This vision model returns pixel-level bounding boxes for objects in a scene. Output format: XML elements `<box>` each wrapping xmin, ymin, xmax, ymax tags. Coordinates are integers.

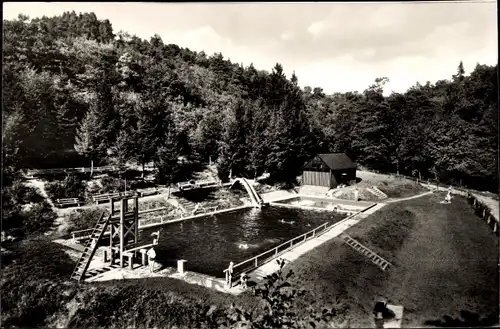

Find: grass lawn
<box><xmin>284</xmin><ymin>192</ymin><xmax>499</xmax><ymax>327</ymax></box>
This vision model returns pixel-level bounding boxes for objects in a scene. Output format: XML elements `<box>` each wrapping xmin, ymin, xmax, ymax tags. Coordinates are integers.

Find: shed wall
<box><xmin>302</xmin><ymin>171</ymin><xmax>331</xmax><ymax>188</ymax></box>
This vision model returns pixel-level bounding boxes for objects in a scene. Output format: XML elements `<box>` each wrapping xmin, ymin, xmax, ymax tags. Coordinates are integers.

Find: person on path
<box><xmin>445</xmin><ymin>191</ymin><xmax>452</xmax><ymax>203</ymax></box>
<box><xmin>147</xmin><ymin>247</ymin><xmax>157</xmax><ymax>273</ymax></box>
<box><xmin>241</xmin><ymin>273</ymin><xmax>248</xmax><ymax>289</ymax></box>
<box><xmin>227</xmin><ymin>261</ymin><xmax>234</xmax><ymax>288</ymax></box>
<box><xmin>373</xmin><ymin>297</ymin><xmax>388</xmax><ymax>329</ymax></box>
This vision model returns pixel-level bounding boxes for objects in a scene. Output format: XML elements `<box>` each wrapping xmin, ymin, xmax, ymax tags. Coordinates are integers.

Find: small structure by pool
<box><xmin>302</xmin><ymin>153</ymin><xmax>357</xmax><ymax>189</ymax></box>
<box><xmin>271</xmin><ymin>195</ymin><xmax>373</xmax><ymax>214</ymax></box>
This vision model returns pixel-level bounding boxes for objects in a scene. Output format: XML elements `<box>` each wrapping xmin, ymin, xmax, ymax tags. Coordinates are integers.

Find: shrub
<box><xmin>21</xmin><ymin>201</ymin><xmax>58</xmax><ymax>236</ymax></box>
<box><xmin>100</xmin><ymin>176</ymin><xmax>131</xmax><ymax>194</ymax></box>
<box><xmin>66</xmin><ymin>208</ymin><xmax>105</xmax><ymax>232</ymax></box>
<box><xmin>2</xmin><ymin>200</ymin><xmax>57</xmax><ymax>239</ymax></box>
<box><xmin>6</xmin><ymin>181</ymin><xmax>45</xmax><ymax>204</ymax></box>
<box><xmin>1</xmin><ymin>237</ymin><xmax>76</xmax><ymax>327</ymax></box>
<box><xmin>46</xmin><ymin>174</ymin><xmax>86</xmax><ymax>200</ymax></box>
<box><xmin>208</xmin><ymin>259</ymin><xmax>347</xmax><ymax>329</ymax></box>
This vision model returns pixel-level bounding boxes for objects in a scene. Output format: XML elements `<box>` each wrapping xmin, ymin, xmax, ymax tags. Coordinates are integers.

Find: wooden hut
<box><xmin>301</xmin><ymin>153</ymin><xmax>356</xmax><ymax>189</ymax></box>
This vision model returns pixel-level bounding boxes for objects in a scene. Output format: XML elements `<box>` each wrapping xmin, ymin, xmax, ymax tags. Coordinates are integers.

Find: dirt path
<box><xmin>24</xmin><ymin>179</ymin><xmax>70</xmax><ymax>235</ymax></box>
<box><xmin>385</xmin><ymin>191</ymin><xmax>434</xmax><ymax>203</ymax></box>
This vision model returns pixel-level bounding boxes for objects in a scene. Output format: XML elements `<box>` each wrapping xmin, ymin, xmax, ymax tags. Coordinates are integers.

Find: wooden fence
<box><xmin>26</xmin><ymin>166</ymin><xmax>120</xmax><ymax>177</ymax></box>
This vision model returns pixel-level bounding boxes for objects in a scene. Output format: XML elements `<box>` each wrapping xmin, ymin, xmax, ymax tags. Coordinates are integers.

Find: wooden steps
<box><xmin>340</xmin><ymin>233</ymin><xmax>392</xmax><ymax>271</ymax></box>
<box><xmin>367</xmin><ymin>186</ymin><xmax>388</xmax><ymax>200</ymax></box>
<box><xmin>70</xmin><ymin>211</ymin><xmax>111</xmax><ymax>282</ymax></box>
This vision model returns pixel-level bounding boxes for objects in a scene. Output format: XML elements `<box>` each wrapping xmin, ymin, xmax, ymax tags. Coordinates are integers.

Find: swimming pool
<box><xmin>139</xmin><ymin>206</ymin><xmax>346</xmax><ymax>277</ymax></box>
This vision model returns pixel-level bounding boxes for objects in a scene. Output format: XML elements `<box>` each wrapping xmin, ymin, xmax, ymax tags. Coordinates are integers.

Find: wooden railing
<box><xmin>221</xmin><ymin>208</ymin><xmax>374</xmax><ymax>286</ymax></box>
<box><xmin>138</xmin><ymin>207</ymin><xmax>170</xmax><ymax>215</ymax></box>
<box><xmin>26</xmin><ymin>166</ymin><xmax>120</xmax><ymax>176</ymax></box>
<box><xmin>223</xmin><ymin>221</ymin><xmax>332</xmax><ymax>283</ymax></box>
<box><xmin>71</xmin><ymin>228</ymin><xmax>110</xmax><ymax>242</ymax></box>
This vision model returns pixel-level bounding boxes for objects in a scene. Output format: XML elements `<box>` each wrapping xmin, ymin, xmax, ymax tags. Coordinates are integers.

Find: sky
<box><xmin>3</xmin><ymin>1</ymin><xmax>498</xmax><ymax>95</ymax></box>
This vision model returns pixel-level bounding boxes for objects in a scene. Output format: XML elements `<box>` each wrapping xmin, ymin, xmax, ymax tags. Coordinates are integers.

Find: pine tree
<box><xmin>74</xmin><ymin>102</ymin><xmax>106</xmax><ymax>168</ymax></box>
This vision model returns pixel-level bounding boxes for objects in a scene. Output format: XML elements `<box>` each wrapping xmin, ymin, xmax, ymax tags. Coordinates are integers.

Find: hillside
<box><xmin>3</xmin><ymin>12</ymin><xmax>498</xmax><ymax>193</ymax></box>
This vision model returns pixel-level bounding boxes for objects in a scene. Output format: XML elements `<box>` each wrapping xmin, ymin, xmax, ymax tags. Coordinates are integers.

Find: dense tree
<box><xmin>2</xmin><ymin>12</ymin><xmax>498</xmax><ymax>191</ymax></box>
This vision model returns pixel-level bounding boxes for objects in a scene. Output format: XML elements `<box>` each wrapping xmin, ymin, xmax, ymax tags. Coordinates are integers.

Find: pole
<box><xmin>90</xmin><ymin>160</ymin><xmax>94</xmax><ymax>177</ymax></box>
<box><xmin>134</xmin><ymin>197</ymin><xmax>139</xmax><ymax>259</ymax></box>
<box><xmin>120</xmin><ymin>199</ymin><xmax>125</xmax><ymax>268</ymax></box>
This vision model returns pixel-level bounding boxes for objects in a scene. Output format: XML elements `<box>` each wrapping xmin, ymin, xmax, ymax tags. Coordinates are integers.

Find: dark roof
<box><xmin>317</xmin><ymin>153</ymin><xmax>356</xmax><ymax>170</ymax></box>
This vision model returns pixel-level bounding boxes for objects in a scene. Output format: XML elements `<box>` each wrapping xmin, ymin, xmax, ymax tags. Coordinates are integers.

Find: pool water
<box><xmin>139</xmin><ymin>206</ymin><xmax>345</xmax><ymax>277</ymax></box>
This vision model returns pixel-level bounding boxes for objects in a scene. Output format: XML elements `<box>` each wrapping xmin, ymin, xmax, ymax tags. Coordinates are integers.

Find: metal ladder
<box><xmin>340</xmin><ymin>233</ymin><xmax>392</xmax><ymax>271</ymax></box>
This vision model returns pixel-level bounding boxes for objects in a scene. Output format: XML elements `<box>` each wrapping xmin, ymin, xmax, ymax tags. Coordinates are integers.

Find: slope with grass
<box><xmin>283</xmin><ymin>192</ymin><xmax>498</xmax><ymax>327</ymax></box>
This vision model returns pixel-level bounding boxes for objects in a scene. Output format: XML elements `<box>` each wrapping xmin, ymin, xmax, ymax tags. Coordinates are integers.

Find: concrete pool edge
<box><xmin>82</xmin><ymin>204</ymin><xmax>379</xmax><ymax>294</ymax></box>
<box><xmin>240</xmin><ymin>202</ymin><xmax>382</xmax><ymax>290</ymax></box>
<box><xmin>61</xmin><ymin>201</ymin><xmax>384</xmax><ymax>295</ymax></box>
<box><xmin>271</xmin><ymin>194</ymin><xmax>375</xmax><ymax>207</ymax></box>
<box><xmin>139</xmin><ymin>205</ymin><xmax>253</xmax><ymax>229</ymax></box>
<box><xmin>269</xmin><ymin>202</ymin><xmax>358</xmax><ymax>214</ymax></box>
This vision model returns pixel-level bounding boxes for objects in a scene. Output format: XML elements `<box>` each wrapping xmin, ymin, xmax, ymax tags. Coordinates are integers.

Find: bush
<box><xmin>100</xmin><ymin>176</ymin><xmax>131</xmax><ymax>194</ymax></box>
<box><xmin>22</xmin><ymin>201</ymin><xmax>58</xmax><ymax>236</ymax></box>
<box><xmin>66</xmin><ymin>208</ymin><xmax>105</xmax><ymax>232</ymax></box>
<box><xmin>6</xmin><ymin>180</ymin><xmax>45</xmax><ymax>204</ymax></box>
<box><xmin>46</xmin><ymin>174</ymin><xmax>86</xmax><ymax>200</ymax></box>
<box><xmin>1</xmin><ymin>237</ymin><xmax>77</xmax><ymax>327</ymax></box>
<box><xmin>2</xmin><ymin>200</ymin><xmax>57</xmax><ymax>239</ymax></box>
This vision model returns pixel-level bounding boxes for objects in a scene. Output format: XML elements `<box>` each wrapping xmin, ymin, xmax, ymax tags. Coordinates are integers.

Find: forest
<box><xmin>3</xmin><ymin>12</ymin><xmax>498</xmax><ymax>192</ymax></box>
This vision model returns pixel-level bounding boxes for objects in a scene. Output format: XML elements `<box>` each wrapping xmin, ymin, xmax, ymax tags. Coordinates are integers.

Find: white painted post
<box><xmin>177</xmin><ymin>260</ymin><xmax>187</xmax><ymax>274</ymax></box>
<box><xmin>255</xmin><ymin>257</ymin><xmax>258</xmax><ymax>268</ymax></box>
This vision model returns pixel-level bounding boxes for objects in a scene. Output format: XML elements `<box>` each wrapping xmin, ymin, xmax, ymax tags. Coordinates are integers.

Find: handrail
<box><xmin>138</xmin><ymin>207</ymin><xmax>170</xmax><ymax>215</ymax></box>
<box><xmin>223</xmin><ymin>221</ymin><xmax>332</xmax><ymax>275</ymax></box>
<box><xmin>222</xmin><ymin>209</ymin><xmax>367</xmax><ymax>284</ymax></box>
<box><xmin>26</xmin><ymin>165</ymin><xmax>120</xmax><ymax>176</ymax></box>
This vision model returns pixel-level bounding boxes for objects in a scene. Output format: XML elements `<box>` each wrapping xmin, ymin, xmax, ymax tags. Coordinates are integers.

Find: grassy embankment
<box><xmin>4</xmin><ymin>182</ymin><xmax>496</xmax><ymax>328</ymax></box>
<box><xmin>284</xmin><ymin>192</ymin><xmax>498</xmax><ymax>327</ymax></box>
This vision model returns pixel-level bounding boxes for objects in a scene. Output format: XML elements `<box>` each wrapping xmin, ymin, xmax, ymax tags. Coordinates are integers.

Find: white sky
<box><xmin>3</xmin><ymin>2</ymin><xmax>498</xmax><ymax>95</ymax></box>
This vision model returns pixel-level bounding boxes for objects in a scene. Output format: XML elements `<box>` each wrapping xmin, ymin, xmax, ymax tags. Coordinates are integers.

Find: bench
<box><xmin>138</xmin><ymin>188</ymin><xmax>158</xmax><ymax>197</ymax></box>
<box><xmin>198</xmin><ymin>180</ymin><xmax>217</xmax><ymax>188</ymax></box>
<box><xmin>56</xmin><ymin>198</ymin><xmax>82</xmax><ymax>207</ymax></box>
<box><xmin>178</xmin><ymin>182</ymin><xmax>196</xmax><ymax>191</ymax></box>
<box><xmin>122</xmin><ymin>191</ymin><xmax>138</xmax><ymax>198</ymax></box>
<box><xmin>92</xmin><ymin>193</ymin><xmax>121</xmax><ymax>204</ymax></box>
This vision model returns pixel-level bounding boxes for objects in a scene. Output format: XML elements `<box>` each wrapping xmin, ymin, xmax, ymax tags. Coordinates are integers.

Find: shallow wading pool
<box><xmin>139</xmin><ymin>207</ymin><xmax>346</xmax><ymax>277</ymax></box>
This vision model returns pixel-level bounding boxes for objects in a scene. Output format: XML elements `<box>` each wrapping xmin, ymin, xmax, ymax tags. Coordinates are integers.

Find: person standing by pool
<box><xmin>241</xmin><ymin>273</ymin><xmax>248</xmax><ymax>289</ymax></box>
<box><xmin>147</xmin><ymin>247</ymin><xmax>157</xmax><ymax>273</ymax></box>
<box><xmin>227</xmin><ymin>261</ymin><xmax>234</xmax><ymax>287</ymax></box>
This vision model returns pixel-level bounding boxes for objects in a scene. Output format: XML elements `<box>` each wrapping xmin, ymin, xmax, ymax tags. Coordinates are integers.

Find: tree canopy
<box><xmin>2</xmin><ymin>13</ymin><xmax>498</xmax><ymax>191</ymax></box>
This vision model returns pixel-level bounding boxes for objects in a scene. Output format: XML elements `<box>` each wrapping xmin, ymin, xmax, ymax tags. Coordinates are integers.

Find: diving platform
<box><xmin>70</xmin><ymin>196</ymin><xmax>159</xmax><ymax>282</ymax></box>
